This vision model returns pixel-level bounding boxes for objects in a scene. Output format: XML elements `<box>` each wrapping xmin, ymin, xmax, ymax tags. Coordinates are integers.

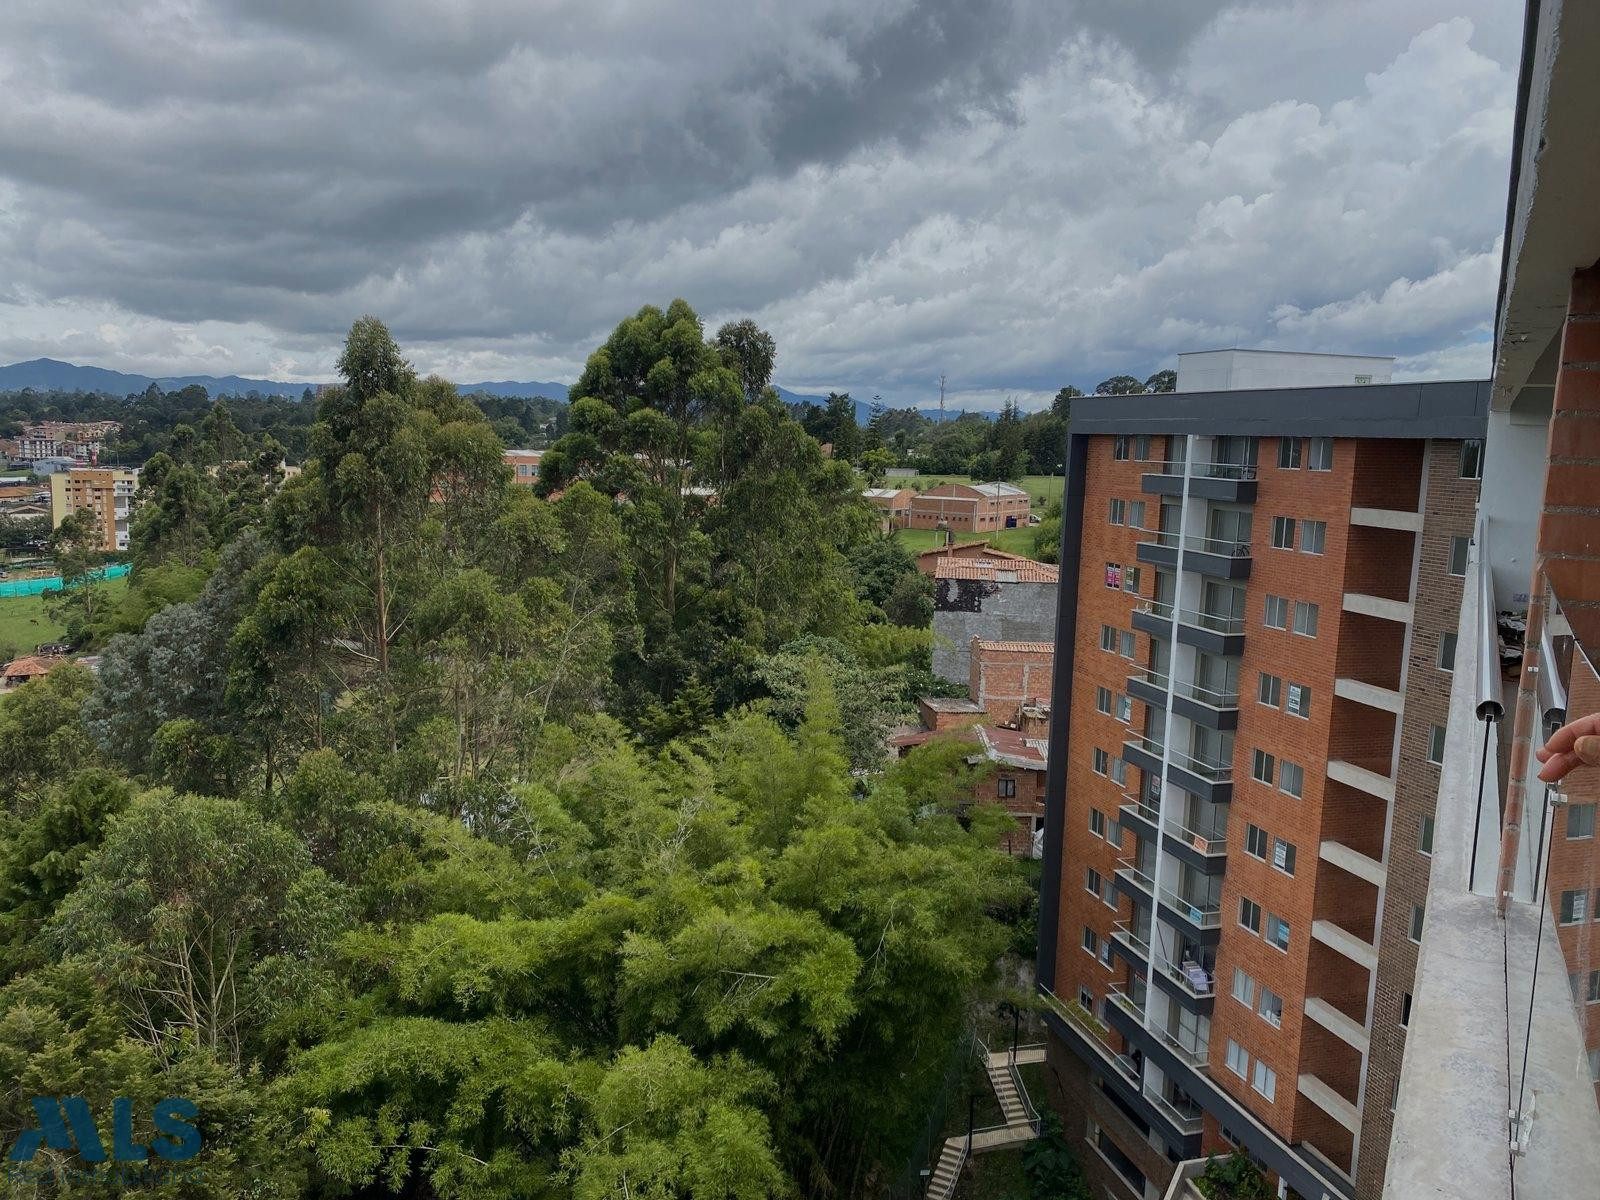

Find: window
<box><xmin>1239</xmin><ymin>897</ymin><xmax>1262</xmax><ymax>934</ymax></box>
<box><xmin>1272</xmin><ymin>838</ymin><xmax>1297</xmax><ymax>876</ymax></box>
<box><xmin>1438</xmin><ymin>631</ymin><xmax>1458</xmax><ymax>672</ymax></box>
<box><xmin>1286</xmin><ymin>683</ymin><xmax>1311</xmax><ymax>718</ymax></box>
<box><xmin>1078</xmin><ymin>986</ymin><xmax>1094</xmax><ymax>1011</ymax></box>
<box><xmin>1271</xmin><ymin>516</ymin><xmax>1296</xmax><ymax>549</ymax></box>
<box><xmin>1134</xmin><ymin>436</ymin><xmax>1150</xmax><ymax>461</ymax></box>
<box><xmin>1251</xmin><ymin>1059</ymin><xmax>1277</xmax><ymax>1101</ymax></box>
<box><xmin>1110</xmin><ymin>757</ymin><xmax>1128</xmax><ymax>786</ymax></box>
<box><xmin>1448</xmin><ymin>535</ymin><xmax>1470</xmax><ymax>577</ymax></box>
<box><xmin>1082</xmin><ymin>927</ymin><xmax>1098</xmax><ymax>955</ymax></box>
<box><xmin>1401</xmin><ymin>992</ymin><xmax>1413</xmax><ymax>1027</ymax></box>
<box><xmin>1113</xmin><ymin>436</ymin><xmax>1131</xmax><ymax>460</ymax></box>
<box><xmin>1129</xmin><ymin>500</ymin><xmax>1147</xmax><ymax>529</ymax></box>
<box><xmin>1090</xmin><ymin>808</ymin><xmax>1106</xmax><ymax>838</ymax></box>
<box><xmin>1232</xmin><ymin>968</ymin><xmax>1255</xmax><ymax>1007</ymax></box>
<box><xmin>1116</xmin><ymin>694</ymin><xmax>1133</xmax><ymax>722</ymax></box>
<box><xmin>1245</xmin><ymin>824</ymin><xmax>1268</xmax><ymax>859</ymax></box>
<box><xmin>1100</xmin><ymin>624</ymin><xmax>1117</xmax><ymax>652</ymax></box>
<box><xmin>997</xmin><ymin>777</ymin><xmax>1017</xmax><ymax>798</ymax></box>
<box><xmin>1100</xmin><ymin>940</ymin><xmax>1114</xmax><ymax>967</ymax></box>
<box><xmin>1461</xmin><ymin>439</ymin><xmax>1484</xmax><ymax>479</ymax></box>
<box><xmin>1264</xmin><ymin>594</ymin><xmax>1289</xmax><ymax>630</ymax></box>
<box><xmin>1105</xmin><ymin>562</ymin><xmax>1123</xmax><ymax>589</ymax></box>
<box><xmin>1277</xmin><ymin>438</ymin><xmax>1303</xmax><ymax>470</ymax></box>
<box><xmin>1086</xmin><ymin>868</ymin><xmax>1102</xmax><ymax>895</ymax></box>
<box><xmin>1119</xmin><ymin>630</ymin><xmax>1136</xmax><ymax>658</ymax></box>
<box><xmin>1265</xmin><ymin>913</ymin><xmax>1290</xmax><ymax>951</ymax></box>
<box><xmin>1109</xmin><ymin>498</ymin><xmax>1127</xmax><ymax>525</ymax></box>
<box><xmin>1226</xmin><ymin>1039</ymin><xmax>1249</xmax><ymax>1078</ymax></box>
<box><xmin>1419</xmin><ymin>814</ymin><xmax>1435</xmax><ymax>856</ymax></box>
<box><xmin>1093</xmin><ymin>748</ymin><xmax>1109</xmax><ymax>775</ymax></box>
<box><xmin>1293</xmin><ymin>601</ymin><xmax>1320</xmax><ymax>638</ymax></box>
<box><xmin>1258</xmin><ymin>673</ymin><xmax>1282</xmax><ymax>708</ymax></box>
<box><xmin>1252</xmin><ymin>749</ymin><xmax>1276</xmax><ymax>785</ymax></box>
<box><xmin>1123</xmin><ymin>565</ymin><xmax>1143</xmax><ymax>594</ymax></box>
<box><xmin>1258</xmin><ymin>987</ymin><xmax>1284</xmax><ymax>1028</ymax></box>
<box><xmin>1106</xmin><ymin>820</ymin><xmax>1122</xmax><ymax>850</ymax></box>
<box><xmin>1428</xmin><ymin>725</ymin><xmax>1446</xmax><ymax>764</ymax></box>
<box><xmin>1096</xmin><ymin>686</ymin><xmax>1112</xmax><ymax>715</ymax></box>
<box><xmin>1280</xmin><ymin>761</ymin><xmax>1305</xmax><ymax>799</ymax></box>
<box><xmin>1308</xmin><ymin>437</ymin><xmax>1333</xmax><ymax>470</ymax></box>
<box><xmin>1409</xmin><ymin>904</ymin><xmax>1426</xmax><ymax>941</ymax></box>
<box><xmin>1568</xmin><ymin>803</ymin><xmax>1597</xmax><ymax>840</ymax></box>
<box><xmin>1301</xmin><ymin>520</ymin><xmax>1326</xmax><ymax>555</ymax></box>
<box><xmin>1588</xmin><ymin>972</ymin><xmax>1600</xmax><ymax>1005</ymax></box>
<box><xmin>1561</xmin><ymin>890</ymin><xmax>1589</xmax><ymax>925</ymax></box>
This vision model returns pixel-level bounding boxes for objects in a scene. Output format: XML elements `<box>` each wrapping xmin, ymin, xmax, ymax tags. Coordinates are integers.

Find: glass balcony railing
<box><xmin>1165</xmin><ymin>744</ymin><xmax>1233</xmax><ymax>783</ymax></box>
<box><xmin>1115</xmin><ymin>858</ymin><xmax>1156</xmax><ymax>895</ymax></box>
<box><xmin>1154</xmin><ymin>1024</ymin><xmax>1210</xmax><ymax>1070</ymax></box>
<box><xmin>1119</xmin><ymin>792</ymin><xmax>1159</xmax><ymax>828</ymax></box>
<box><xmin>1159</xmin><ymin>885</ymin><xmax>1221</xmax><ymax>928</ymax></box>
<box><xmin>1136</xmin><ymin>598</ymin><xmax>1247</xmax><ymax>636</ymax></box>
<box><xmin>1159</xmin><ymin>956</ymin><xmax>1216</xmax><ymax>999</ymax></box>
<box><xmin>1133</xmin><ymin>458</ymin><xmax>1257</xmax><ymax>482</ymax></box>
<box><xmin>1132</xmin><ymin>527</ymin><xmax>1252</xmax><ymax>559</ymax></box>
<box><xmin>1162</xmin><ymin>815</ymin><xmax>1228</xmax><ymax>857</ymax></box>
<box><xmin>1144</xmin><ymin>1085</ymin><xmax>1204</xmax><ymax>1135</ymax></box>
<box><xmin>1128</xmin><ymin>667</ymin><xmax>1240</xmax><ymax>710</ymax></box>
<box><xmin>1112</xmin><ymin>920</ymin><xmax>1151</xmax><ymax>958</ymax></box>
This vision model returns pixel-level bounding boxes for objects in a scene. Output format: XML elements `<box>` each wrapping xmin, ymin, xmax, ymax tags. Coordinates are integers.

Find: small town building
<box><xmin>48</xmin><ymin>467</ymin><xmax>139</xmax><ymax>551</ymax></box>
<box><xmin>907</xmin><ymin>481</ymin><xmax>1030</xmax><ymax>532</ymax></box>
<box><xmin>931</xmin><ymin>555</ymin><xmax>1059</xmax><ymax>684</ymax></box>
<box><xmin>504</xmin><ymin>449</ymin><xmax>543</xmax><ymax>486</ymax></box>
<box><xmin>863</xmin><ymin>486</ymin><xmax>914</xmax><ymax>530</ymax></box>
<box><xmin>1</xmin><ymin>655</ymin><xmax>66</xmax><ymax>690</ymax></box>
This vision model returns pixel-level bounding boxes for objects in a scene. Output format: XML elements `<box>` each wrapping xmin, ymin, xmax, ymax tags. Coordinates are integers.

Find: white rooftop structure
<box><xmin>972</xmin><ymin>481</ymin><xmax>1028</xmax><ymax>497</ymax></box>
<box><xmin>1176</xmin><ymin>349</ymin><xmax>1394</xmax><ymax>392</ymax></box>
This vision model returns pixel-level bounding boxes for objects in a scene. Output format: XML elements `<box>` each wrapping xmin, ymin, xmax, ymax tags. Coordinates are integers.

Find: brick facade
<box><xmin>970</xmin><ymin>638</ymin><xmax>1054</xmax><ymax>726</ymax></box>
<box><xmin>908</xmin><ymin>482</ymin><xmax>1031</xmax><ymax>531</ymax></box>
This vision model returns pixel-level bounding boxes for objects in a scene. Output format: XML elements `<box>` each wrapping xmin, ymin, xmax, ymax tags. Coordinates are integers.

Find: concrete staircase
<box><xmin>926</xmin><ymin>1137</ymin><xmax>968</xmax><ymax>1200</ymax></box>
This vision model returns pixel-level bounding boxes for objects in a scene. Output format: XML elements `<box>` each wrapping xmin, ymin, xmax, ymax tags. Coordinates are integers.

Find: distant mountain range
<box><xmin>0</xmin><ymin>359</ymin><xmax>1001</xmax><ymax>422</ymax></box>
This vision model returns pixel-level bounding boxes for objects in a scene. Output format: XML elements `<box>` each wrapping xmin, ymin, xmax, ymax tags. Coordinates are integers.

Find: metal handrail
<box><xmin>1130</xmin><ymin>667</ymin><xmax>1240</xmax><ymax>709</ymax></box>
<box><xmin>1112</xmin><ymin>920</ymin><xmax>1152</xmax><ymax>957</ymax></box>
<box><xmin>1160</xmin><ymin>957</ymin><xmax>1216</xmax><ymax>998</ymax></box>
<box><xmin>1132</xmin><ymin>458</ymin><xmax>1257</xmax><ymax>482</ymax></box>
<box><xmin>1144</xmin><ymin>1085</ymin><xmax>1205</xmax><ymax>1134</ymax></box>
<box><xmin>1158</xmin><ymin>885</ymin><xmax>1222</xmax><ymax>928</ymax></box>
<box><xmin>1123</xmin><ymin>730</ymin><xmax>1234</xmax><ymax>783</ymax></box>
<box><xmin>1162</xmin><ymin>815</ymin><xmax>1228</xmax><ymax>856</ymax></box>
<box><xmin>1116</xmin><ymin>858</ymin><xmax>1156</xmax><ymax>894</ymax></box>
<box><xmin>1119</xmin><ymin>794</ymin><xmax>1160</xmax><ymax>826</ymax></box>
<box><xmin>1133</xmin><ymin>526</ymin><xmax>1252</xmax><ymax>558</ymax></box>
<box><xmin>1138</xmin><ymin>598</ymin><xmax>1247</xmax><ymax>636</ymax></box>
<box><xmin>1153</xmin><ymin>1024</ymin><xmax>1210</xmax><ymax>1069</ymax></box>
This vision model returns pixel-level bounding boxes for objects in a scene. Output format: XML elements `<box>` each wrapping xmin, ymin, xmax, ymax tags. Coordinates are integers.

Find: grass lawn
<box><xmin>893</xmin><ymin>524</ymin><xmax>1044</xmax><ymax>560</ymax></box>
<box><xmin>0</xmin><ymin>575</ymin><xmax>130</xmax><ymax>661</ymax></box>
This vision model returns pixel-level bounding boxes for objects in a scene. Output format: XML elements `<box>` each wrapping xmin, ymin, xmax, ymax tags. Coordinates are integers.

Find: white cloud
<box><xmin>0</xmin><ymin>2</ymin><xmax>1519</xmax><ymax>410</ymax></box>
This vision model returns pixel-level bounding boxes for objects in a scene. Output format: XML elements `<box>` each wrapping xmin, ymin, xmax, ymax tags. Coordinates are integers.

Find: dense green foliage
<box><xmin>0</xmin><ymin>307</ymin><xmax>1023</xmax><ymax>1197</ymax></box>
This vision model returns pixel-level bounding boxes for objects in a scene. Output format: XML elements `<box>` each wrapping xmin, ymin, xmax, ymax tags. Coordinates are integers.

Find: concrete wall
<box><xmin>1177</xmin><ymin>350</ymin><xmax>1394</xmax><ymax>393</ymax></box>
<box><xmin>1482</xmin><ymin>404</ymin><xmax>1550</xmax><ymax>610</ymax></box>
<box><xmin>932</xmin><ymin>579</ymin><xmax>1058</xmax><ymax>682</ymax></box>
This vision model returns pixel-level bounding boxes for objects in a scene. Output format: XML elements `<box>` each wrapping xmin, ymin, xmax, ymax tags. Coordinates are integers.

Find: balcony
<box><xmin>1157</xmin><ymin>885</ymin><xmax>1222</xmax><ymax>940</ymax></box>
<box><xmin>1326</xmin><ymin>759</ymin><xmax>1396</xmax><ymax>803</ymax></box>
<box><xmin>1144</xmin><ymin>1085</ymin><xmax>1205</xmax><ymax>1137</ymax></box>
<box><xmin>1114</xmin><ymin>858</ymin><xmax>1155</xmax><ymax>901</ymax></box>
<box><xmin>1298</xmin><ymin>1073</ymin><xmax>1361</xmax><ymax>1134</ymax></box>
<box><xmin>1109</xmin><ymin>921</ymin><xmax>1151</xmax><ymax>966</ymax></box>
<box><xmin>1164</xmin><ymin>816</ymin><xmax>1229</xmax><ymax>874</ymax></box>
<box><xmin>1121</xmin><ymin>732</ymin><xmax>1234</xmax><ymax>804</ymax></box>
<box><xmin>1117</xmin><ymin>794</ymin><xmax>1158</xmax><ymax>839</ymax></box>
<box><xmin>1151</xmin><ymin>955</ymin><xmax>1216</xmax><ymax>1012</ymax></box>
<box><xmin>1127</xmin><ymin>668</ymin><xmax>1239</xmax><ymax>731</ymax></box>
<box><xmin>1135</xmin><ymin>528</ymin><xmax>1253</xmax><ymax>580</ymax></box>
<box><xmin>1342</xmin><ymin>591</ymin><xmax>1413</xmax><ymax>625</ymax></box>
<box><xmin>1139</xmin><ymin>459</ymin><xmax>1259</xmax><ymax>504</ymax></box>
<box><xmin>1318</xmin><ymin>840</ymin><xmax>1385</xmax><ymax>887</ymax></box>
<box><xmin>1303</xmin><ymin>996</ymin><xmax>1370</xmax><ymax>1053</ymax></box>
<box><xmin>1310</xmin><ymin>919</ymin><xmax>1378</xmax><ymax>971</ymax></box>
<box><xmin>1333</xmin><ymin>675</ymin><xmax>1404</xmax><ymax>715</ymax></box>
<box><xmin>1153</xmin><ymin>1024</ymin><xmax>1210</xmax><ymax>1072</ymax></box>
<box><xmin>1131</xmin><ymin>599</ymin><xmax>1247</xmax><ymax>656</ymax></box>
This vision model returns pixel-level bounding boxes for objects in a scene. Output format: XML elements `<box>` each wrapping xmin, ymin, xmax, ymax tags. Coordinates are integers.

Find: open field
<box><xmin>0</xmin><ymin>574</ymin><xmax>129</xmax><ymax>660</ymax></box>
<box><xmin>893</xmin><ymin>525</ymin><xmax>1045</xmax><ymax>560</ymax></box>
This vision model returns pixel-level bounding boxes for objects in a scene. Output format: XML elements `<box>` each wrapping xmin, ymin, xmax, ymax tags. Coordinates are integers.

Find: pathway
<box><xmin>923</xmin><ymin>1043</ymin><xmax>1045</xmax><ymax>1200</ymax></box>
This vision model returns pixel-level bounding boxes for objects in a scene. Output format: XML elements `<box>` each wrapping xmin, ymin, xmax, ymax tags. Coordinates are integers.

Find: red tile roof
<box><xmin>935</xmin><ymin>558</ymin><xmax>1060</xmax><ymax>583</ymax></box>
<box><xmin>972</xmin><ymin>639</ymin><xmax>1054</xmax><ymax>654</ymax></box>
<box><xmin>976</xmin><ymin>724</ymin><xmax>1048</xmax><ymax>768</ymax></box>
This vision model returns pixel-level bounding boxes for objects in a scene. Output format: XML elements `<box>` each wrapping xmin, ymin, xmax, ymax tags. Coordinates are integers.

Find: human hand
<box><xmin>1535</xmin><ymin>713</ymin><xmax>1600</xmax><ymax>783</ymax></box>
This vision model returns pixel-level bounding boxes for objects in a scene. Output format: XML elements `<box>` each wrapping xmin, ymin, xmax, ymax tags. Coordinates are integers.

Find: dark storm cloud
<box><xmin>0</xmin><ymin>1</ymin><xmax>1520</xmax><ymax>399</ymax></box>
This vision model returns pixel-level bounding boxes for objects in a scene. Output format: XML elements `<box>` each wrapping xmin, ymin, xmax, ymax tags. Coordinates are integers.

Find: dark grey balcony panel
<box><xmin>1126</xmin><ymin>673</ymin><xmax>1168</xmax><ymax>710</ymax></box>
<box><xmin>1171</xmin><ymin>691</ymin><xmax>1239</xmax><ymax>731</ymax></box>
<box><xmin>1178</xmin><ymin>548</ymin><xmax>1253</xmax><ymax>580</ymax></box>
<box><xmin>1122</xmin><ymin>739</ymin><xmax>1163</xmax><ymax>777</ymax></box>
<box><xmin>1150</xmin><ymin>964</ymin><xmax>1216</xmax><ymax>1015</ymax></box>
<box><xmin>1163</xmin><ymin>831</ymin><xmax>1228</xmax><ymax>874</ymax></box>
<box><xmin>1156</xmin><ymin>897</ymin><xmax>1223</xmax><ymax>946</ymax></box>
<box><xmin>1136</xmin><ymin>541</ymin><xmax>1180</xmax><ymax>571</ymax></box>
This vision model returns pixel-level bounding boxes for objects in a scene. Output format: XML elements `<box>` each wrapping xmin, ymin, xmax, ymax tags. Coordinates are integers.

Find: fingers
<box><xmin>1539</xmin><ymin>713</ymin><xmax>1600</xmax><ymax>758</ymax></box>
<box><xmin>1535</xmin><ymin>735</ymin><xmax>1600</xmax><ymax>783</ymax></box>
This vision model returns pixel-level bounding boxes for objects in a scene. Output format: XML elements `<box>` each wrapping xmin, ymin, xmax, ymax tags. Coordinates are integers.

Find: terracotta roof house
<box><xmin>2</xmin><ymin>655</ymin><xmax>65</xmax><ymax>690</ymax></box>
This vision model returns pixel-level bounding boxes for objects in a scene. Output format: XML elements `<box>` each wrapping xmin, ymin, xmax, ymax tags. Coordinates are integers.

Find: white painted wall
<box><xmin>1176</xmin><ymin>349</ymin><xmax>1394</xmax><ymax>392</ymax></box>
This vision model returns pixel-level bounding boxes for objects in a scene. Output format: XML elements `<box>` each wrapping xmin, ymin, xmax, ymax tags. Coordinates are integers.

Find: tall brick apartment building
<box><xmin>1033</xmin><ymin>382</ymin><xmax>1488</xmax><ymax>1200</ymax></box>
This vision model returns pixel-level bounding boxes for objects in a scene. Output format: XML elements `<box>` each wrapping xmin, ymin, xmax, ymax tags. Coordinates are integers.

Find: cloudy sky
<box><xmin>0</xmin><ymin>0</ymin><xmax>1521</xmax><ymax>409</ymax></box>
